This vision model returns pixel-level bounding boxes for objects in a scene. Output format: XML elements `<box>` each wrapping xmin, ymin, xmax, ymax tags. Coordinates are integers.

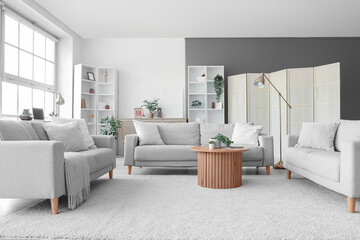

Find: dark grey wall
<box><xmin>185</xmin><ymin>38</ymin><xmax>360</xmax><ymax>120</ymax></box>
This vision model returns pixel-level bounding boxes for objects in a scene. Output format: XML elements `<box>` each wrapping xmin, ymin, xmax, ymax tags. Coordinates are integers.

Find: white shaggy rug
<box><xmin>0</xmin><ymin>162</ymin><xmax>360</xmax><ymax>240</ymax></box>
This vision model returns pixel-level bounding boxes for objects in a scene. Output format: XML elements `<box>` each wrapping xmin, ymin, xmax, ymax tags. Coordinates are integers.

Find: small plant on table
<box><xmin>215</xmin><ymin>133</ymin><xmax>233</xmax><ymax>148</ymax></box>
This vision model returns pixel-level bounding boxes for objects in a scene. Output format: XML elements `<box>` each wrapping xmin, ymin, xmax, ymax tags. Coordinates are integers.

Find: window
<box><xmin>1</xmin><ymin>12</ymin><xmax>57</xmax><ymax>119</ymax></box>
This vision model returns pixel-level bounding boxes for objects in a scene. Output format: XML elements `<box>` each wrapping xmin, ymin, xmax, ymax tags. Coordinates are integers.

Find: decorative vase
<box><xmin>154</xmin><ymin>111</ymin><xmax>162</xmax><ymax>118</ymax></box>
<box><xmin>209</xmin><ymin>138</ymin><xmax>221</xmax><ymax>148</ymax></box>
<box><xmin>212</xmin><ymin>102</ymin><xmax>215</xmax><ymax>109</ymax></box>
<box><xmin>104</xmin><ymin>69</ymin><xmax>108</xmax><ymax>82</ymax></box>
<box><xmin>89</xmin><ymin>88</ymin><xmax>94</xmax><ymax>94</ymax></box>
<box><xmin>19</xmin><ymin>109</ymin><xmax>33</xmax><ymax>121</ymax></box>
<box><xmin>215</xmin><ymin>102</ymin><xmax>223</xmax><ymax>109</ymax></box>
<box><xmin>105</xmin><ymin>105</ymin><xmax>110</xmax><ymax>109</ymax></box>
<box><xmin>209</xmin><ymin>143</ymin><xmax>215</xmax><ymax>150</ymax></box>
<box><xmin>149</xmin><ymin>113</ymin><xmax>154</xmax><ymax>118</ymax></box>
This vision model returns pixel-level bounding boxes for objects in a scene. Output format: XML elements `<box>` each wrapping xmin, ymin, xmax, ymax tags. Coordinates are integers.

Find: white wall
<box><xmin>81</xmin><ymin>38</ymin><xmax>185</xmax><ymax>118</ymax></box>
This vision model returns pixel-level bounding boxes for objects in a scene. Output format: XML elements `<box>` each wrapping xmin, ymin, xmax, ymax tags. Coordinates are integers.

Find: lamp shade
<box><xmin>56</xmin><ymin>93</ymin><xmax>65</xmax><ymax>105</ymax></box>
<box><xmin>254</xmin><ymin>73</ymin><xmax>265</xmax><ymax>88</ymax></box>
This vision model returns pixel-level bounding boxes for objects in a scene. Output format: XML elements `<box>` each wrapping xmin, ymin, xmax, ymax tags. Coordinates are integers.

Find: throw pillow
<box><xmin>43</xmin><ymin>121</ymin><xmax>88</xmax><ymax>152</ymax></box>
<box><xmin>231</xmin><ymin>123</ymin><xmax>263</xmax><ymax>146</ymax></box>
<box><xmin>31</xmin><ymin>122</ymin><xmax>50</xmax><ymax>140</ymax></box>
<box><xmin>295</xmin><ymin>122</ymin><xmax>339</xmax><ymax>151</ymax></box>
<box><xmin>51</xmin><ymin>117</ymin><xmax>97</xmax><ymax>149</ymax></box>
<box><xmin>133</xmin><ymin>120</ymin><xmax>164</xmax><ymax>146</ymax></box>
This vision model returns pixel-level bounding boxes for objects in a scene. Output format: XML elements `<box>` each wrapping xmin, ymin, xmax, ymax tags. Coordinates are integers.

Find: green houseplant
<box><xmin>213</xmin><ymin>74</ymin><xmax>224</xmax><ymax>109</ymax></box>
<box><xmin>141</xmin><ymin>98</ymin><xmax>159</xmax><ymax>118</ymax></box>
<box><xmin>191</xmin><ymin>100</ymin><xmax>202</xmax><ymax>109</ymax></box>
<box><xmin>215</xmin><ymin>133</ymin><xmax>233</xmax><ymax>148</ymax></box>
<box><xmin>99</xmin><ymin>116</ymin><xmax>121</xmax><ymax>140</ymax></box>
<box><xmin>209</xmin><ymin>140</ymin><xmax>215</xmax><ymax>150</ymax></box>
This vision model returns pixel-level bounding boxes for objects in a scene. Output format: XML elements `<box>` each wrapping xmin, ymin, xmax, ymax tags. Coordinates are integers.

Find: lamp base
<box><xmin>273</xmin><ymin>160</ymin><xmax>285</xmax><ymax>169</ymax></box>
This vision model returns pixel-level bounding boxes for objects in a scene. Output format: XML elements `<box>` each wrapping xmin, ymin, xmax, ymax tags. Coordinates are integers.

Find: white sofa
<box><xmin>124</xmin><ymin>122</ymin><xmax>274</xmax><ymax>175</ymax></box>
<box><xmin>284</xmin><ymin>120</ymin><xmax>360</xmax><ymax>213</ymax></box>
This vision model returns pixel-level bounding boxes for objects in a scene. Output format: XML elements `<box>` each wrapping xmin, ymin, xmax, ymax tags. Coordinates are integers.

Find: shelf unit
<box><xmin>187</xmin><ymin>66</ymin><xmax>225</xmax><ymax>123</ymax></box>
<box><xmin>74</xmin><ymin>64</ymin><xmax>117</xmax><ymax>135</ymax></box>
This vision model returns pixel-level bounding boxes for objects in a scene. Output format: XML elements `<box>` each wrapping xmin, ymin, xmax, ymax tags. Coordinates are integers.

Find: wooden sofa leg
<box><xmin>109</xmin><ymin>170</ymin><xmax>113</xmax><ymax>179</ymax></box>
<box><xmin>51</xmin><ymin>198</ymin><xmax>58</xmax><ymax>215</ymax></box>
<box><xmin>266</xmin><ymin>166</ymin><xmax>270</xmax><ymax>175</ymax></box>
<box><xmin>287</xmin><ymin>170</ymin><xmax>291</xmax><ymax>179</ymax></box>
<box><xmin>128</xmin><ymin>166</ymin><xmax>132</xmax><ymax>175</ymax></box>
<box><xmin>348</xmin><ymin>197</ymin><xmax>356</xmax><ymax>213</ymax></box>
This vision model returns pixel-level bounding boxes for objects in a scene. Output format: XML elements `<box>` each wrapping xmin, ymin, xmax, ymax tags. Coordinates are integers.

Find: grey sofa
<box><xmin>124</xmin><ymin>122</ymin><xmax>274</xmax><ymax>175</ymax></box>
<box><xmin>0</xmin><ymin>120</ymin><xmax>116</xmax><ymax>214</ymax></box>
<box><xmin>284</xmin><ymin>120</ymin><xmax>360</xmax><ymax>213</ymax></box>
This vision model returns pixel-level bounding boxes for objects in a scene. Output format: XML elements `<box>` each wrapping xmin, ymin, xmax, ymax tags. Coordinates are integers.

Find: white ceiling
<box><xmin>33</xmin><ymin>0</ymin><xmax>360</xmax><ymax>38</ymax></box>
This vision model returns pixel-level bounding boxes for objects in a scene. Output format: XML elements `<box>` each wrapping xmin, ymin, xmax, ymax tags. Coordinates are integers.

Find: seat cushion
<box><xmin>157</xmin><ymin>122</ymin><xmax>200</xmax><ymax>145</ymax></box>
<box><xmin>200</xmin><ymin>123</ymin><xmax>234</xmax><ymax>145</ymax></box>
<box><xmin>241</xmin><ymin>145</ymin><xmax>264</xmax><ymax>161</ymax></box>
<box><xmin>135</xmin><ymin>145</ymin><xmax>197</xmax><ymax>161</ymax></box>
<box><xmin>334</xmin><ymin>120</ymin><xmax>360</xmax><ymax>152</ymax></box>
<box><xmin>307</xmin><ymin>151</ymin><xmax>341</xmax><ymax>182</ymax></box>
<box><xmin>65</xmin><ymin>148</ymin><xmax>115</xmax><ymax>174</ymax></box>
<box><xmin>284</xmin><ymin>147</ymin><xmax>323</xmax><ymax>170</ymax></box>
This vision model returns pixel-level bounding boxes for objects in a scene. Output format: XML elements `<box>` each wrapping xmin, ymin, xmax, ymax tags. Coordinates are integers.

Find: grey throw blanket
<box><xmin>64</xmin><ymin>152</ymin><xmax>90</xmax><ymax>209</ymax></box>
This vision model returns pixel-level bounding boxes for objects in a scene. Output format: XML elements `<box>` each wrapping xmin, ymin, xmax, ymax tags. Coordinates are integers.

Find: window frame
<box><xmin>0</xmin><ymin>6</ymin><xmax>58</xmax><ymax>119</ymax></box>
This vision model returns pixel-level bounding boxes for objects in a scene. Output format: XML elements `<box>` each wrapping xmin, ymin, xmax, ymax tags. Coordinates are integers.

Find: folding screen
<box><xmin>228</xmin><ymin>74</ymin><xmax>247</xmax><ymax>124</ymax></box>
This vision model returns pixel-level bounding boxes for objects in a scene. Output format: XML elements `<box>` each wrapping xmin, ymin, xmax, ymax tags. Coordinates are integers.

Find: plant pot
<box><xmin>209</xmin><ymin>143</ymin><xmax>215</xmax><ymax>150</ymax></box>
<box><xmin>149</xmin><ymin>113</ymin><xmax>154</xmax><ymax>118</ymax></box>
<box><xmin>154</xmin><ymin>111</ymin><xmax>162</xmax><ymax>118</ymax></box>
<box><xmin>209</xmin><ymin>138</ymin><xmax>220</xmax><ymax>148</ymax></box>
<box><xmin>211</xmin><ymin>102</ymin><xmax>215</xmax><ymax>109</ymax></box>
<box><xmin>215</xmin><ymin>102</ymin><xmax>223</xmax><ymax>109</ymax></box>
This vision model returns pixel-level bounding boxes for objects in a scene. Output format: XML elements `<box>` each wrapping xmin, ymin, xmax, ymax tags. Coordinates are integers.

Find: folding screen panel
<box><xmin>269</xmin><ymin>70</ymin><xmax>288</xmax><ymax>161</ymax></box>
<box><xmin>314</xmin><ymin>63</ymin><xmax>340</xmax><ymax>123</ymax></box>
<box><xmin>287</xmin><ymin>68</ymin><xmax>314</xmax><ymax>135</ymax></box>
<box><xmin>228</xmin><ymin>74</ymin><xmax>247</xmax><ymax>124</ymax></box>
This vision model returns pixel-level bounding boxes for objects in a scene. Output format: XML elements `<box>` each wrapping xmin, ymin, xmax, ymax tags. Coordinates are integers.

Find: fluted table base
<box><xmin>197</xmin><ymin>152</ymin><xmax>242</xmax><ymax>189</ymax></box>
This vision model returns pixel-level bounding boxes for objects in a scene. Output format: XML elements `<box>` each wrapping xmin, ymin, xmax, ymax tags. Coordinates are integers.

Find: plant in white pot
<box><xmin>141</xmin><ymin>98</ymin><xmax>159</xmax><ymax>118</ymax></box>
<box><xmin>209</xmin><ymin>140</ymin><xmax>215</xmax><ymax>150</ymax></box>
<box><xmin>213</xmin><ymin>74</ymin><xmax>224</xmax><ymax>109</ymax></box>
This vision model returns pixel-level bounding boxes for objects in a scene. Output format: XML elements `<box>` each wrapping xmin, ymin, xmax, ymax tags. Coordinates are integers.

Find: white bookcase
<box><xmin>74</xmin><ymin>64</ymin><xmax>117</xmax><ymax>135</ymax></box>
<box><xmin>188</xmin><ymin>66</ymin><xmax>225</xmax><ymax>123</ymax></box>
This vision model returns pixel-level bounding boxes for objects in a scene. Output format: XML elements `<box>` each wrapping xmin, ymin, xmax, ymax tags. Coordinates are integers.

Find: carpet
<box><xmin>0</xmin><ymin>163</ymin><xmax>359</xmax><ymax>240</ymax></box>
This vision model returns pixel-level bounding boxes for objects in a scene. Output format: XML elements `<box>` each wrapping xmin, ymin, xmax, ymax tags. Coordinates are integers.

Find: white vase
<box><xmin>209</xmin><ymin>138</ymin><xmax>220</xmax><ymax>148</ymax></box>
<box><xmin>209</xmin><ymin>143</ymin><xmax>215</xmax><ymax>149</ymax></box>
<box><xmin>215</xmin><ymin>102</ymin><xmax>223</xmax><ymax>109</ymax></box>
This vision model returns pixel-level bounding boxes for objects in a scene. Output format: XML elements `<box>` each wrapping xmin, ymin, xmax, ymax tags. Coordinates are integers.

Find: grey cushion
<box><xmin>334</xmin><ymin>120</ymin><xmax>360</xmax><ymax>152</ymax></box>
<box><xmin>157</xmin><ymin>122</ymin><xmax>200</xmax><ymax>145</ymax></box>
<box><xmin>18</xmin><ymin>121</ymin><xmax>40</xmax><ymax>140</ymax></box>
<box><xmin>200</xmin><ymin>123</ymin><xmax>234</xmax><ymax>145</ymax></box>
<box><xmin>31</xmin><ymin>122</ymin><xmax>49</xmax><ymax>140</ymax></box>
<box><xmin>134</xmin><ymin>145</ymin><xmax>198</xmax><ymax>161</ymax></box>
<box><xmin>240</xmin><ymin>145</ymin><xmax>264</xmax><ymax>161</ymax></box>
<box><xmin>65</xmin><ymin>148</ymin><xmax>115</xmax><ymax>174</ymax></box>
<box><xmin>0</xmin><ymin>120</ymin><xmax>32</xmax><ymax>141</ymax></box>
<box><xmin>307</xmin><ymin>151</ymin><xmax>341</xmax><ymax>182</ymax></box>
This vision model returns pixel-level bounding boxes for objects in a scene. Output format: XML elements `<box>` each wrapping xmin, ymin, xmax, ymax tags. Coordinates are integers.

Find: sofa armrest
<box><xmin>92</xmin><ymin>135</ymin><xmax>116</xmax><ymax>155</ymax></box>
<box><xmin>124</xmin><ymin>134</ymin><xmax>139</xmax><ymax>166</ymax></box>
<box><xmin>0</xmin><ymin>141</ymin><xmax>65</xmax><ymax>199</ymax></box>
<box><xmin>340</xmin><ymin>140</ymin><xmax>360</xmax><ymax>198</ymax></box>
<box><xmin>285</xmin><ymin>135</ymin><xmax>299</xmax><ymax>148</ymax></box>
<box><xmin>259</xmin><ymin>135</ymin><xmax>274</xmax><ymax>166</ymax></box>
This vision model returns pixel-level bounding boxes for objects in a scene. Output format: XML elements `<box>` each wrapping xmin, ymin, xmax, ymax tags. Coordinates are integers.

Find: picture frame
<box><xmin>87</xmin><ymin>72</ymin><xmax>95</xmax><ymax>81</ymax></box>
<box><xmin>134</xmin><ymin>108</ymin><xmax>143</xmax><ymax>118</ymax></box>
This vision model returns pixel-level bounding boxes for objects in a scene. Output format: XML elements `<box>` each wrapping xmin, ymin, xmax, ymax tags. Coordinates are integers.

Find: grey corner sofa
<box><xmin>284</xmin><ymin>120</ymin><xmax>360</xmax><ymax>213</ymax></box>
<box><xmin>124</xmin><ymin>122</ymin><xmax>274</xmax><ymax>175</ymax></box>
<box><xmin>0</xmin><ymin>120</ymin><xmax>116</xmax><ymax>214</ymax></box>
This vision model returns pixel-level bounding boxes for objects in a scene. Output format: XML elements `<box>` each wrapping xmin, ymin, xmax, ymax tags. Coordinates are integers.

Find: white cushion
<box><xmin>295</xmin><ymin>122</ymin><xmax>339</xmax><ymax>151</ymax></box>
<box><xmin>43</xmin><ymin>121</ymin><xmax>88</xmax><ymax>152</ymax></box>
<box><xmin>334</xmin><ymin>119</ymin><xmax>360</xmax><ymax>152</ymax></box>
<box><xmin>231</xmin><ymin>123</ymin><xmax>263</xmax><ymax>146</ymax></box>
<box><xmin>133</xmin><ymin>120</ymin><xmax>164</xmax><ymax>146</ymax></box>
<box><xmin>51</xmin><ymin>117</ymin><xmax>96</xmax><ymax>149</ymax></box>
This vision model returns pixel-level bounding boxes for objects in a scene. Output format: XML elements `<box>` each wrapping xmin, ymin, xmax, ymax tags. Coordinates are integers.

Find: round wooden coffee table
<box><xmin>191</xmin><ymin>146</ymin><xmax>248</xmax><ymax>189</ymax></box>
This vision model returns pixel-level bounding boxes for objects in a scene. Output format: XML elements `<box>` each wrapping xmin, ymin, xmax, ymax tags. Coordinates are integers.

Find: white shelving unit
<box><xmin>74</xmin><ymin>64</ymin><xmax>117</xmax><ymax>135</ymax></box>
<box><xmin>188</xmin><ymin>66</ymin><xmax>225</xmax><ymax>123</ymax></box>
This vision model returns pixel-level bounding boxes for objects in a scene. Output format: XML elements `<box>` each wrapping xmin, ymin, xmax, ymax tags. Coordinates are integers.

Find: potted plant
<box><xmin>209</xmin><ymin>140</ymin><xmax>215</xmax><ymax>150</ymax></box>
<box><xmin>154</xmin><ymin>107</ymin><xmax>162</xmax><ymax>118</ymax></box>
<box><xmin>141</xmin><ymin>98</ymin><xmax>159</xmax><ymax>118</ymax></box>
<box><xmin>215</xmin><ymin>133</ymin><xmax>233</xmax><ymax>148</ymax></box>
<box><xmin>191</xmin><ymin>100</ymin><xmax>202</xmax><ymax>109</ymax></box>
<box><xmin>99</xmin><ymin>116</ymin><xmax>122</xmax><ymax>154</ymax></box>
<box><xmin>213</xmin><ymin>74</ymin><xmax>224</xmax><ymax>109</ymax></box>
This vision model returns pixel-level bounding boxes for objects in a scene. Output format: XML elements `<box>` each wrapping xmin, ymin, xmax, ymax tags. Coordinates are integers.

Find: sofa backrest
<box><xmin>0</xmin><ymin>120</ymin><xmax>34</xmax><ymax>141</ymax></box>
<box><xmin>335</xmin><ymin>119</ymin><xmax>360</xmax><ymax>151</ymax></box>
<box><xmin>157</xmin><ymin>122</ymin><xmax>200</xmax><ymax>145</ymax></box>
<box><xmin>200</xmin><ymin>123</ymin><xmax>235</xmax><ymax>145</ymax></box>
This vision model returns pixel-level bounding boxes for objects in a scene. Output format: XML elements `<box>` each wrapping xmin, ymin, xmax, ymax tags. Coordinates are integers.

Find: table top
<box><xmin>190</xmin><ymin>146</ymin><xmax>248</xmax><ymax>153</ymax></box>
